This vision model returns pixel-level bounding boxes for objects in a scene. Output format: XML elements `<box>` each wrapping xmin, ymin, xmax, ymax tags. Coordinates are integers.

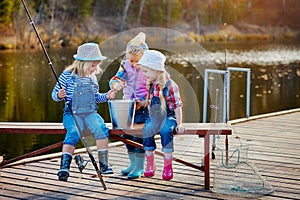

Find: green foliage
<box><xmin>78</xmin><ymin>0</ymin><xmax>93</xmax><ymax>19</ymax></box>
<box><xmin>0</xmin><ymin>0</ymin><xmax>254</xmax><ymax>29</ymax></box>
<box><xmin>222</xmin><ymin>0</ymin><xmax>238</xmax><ymax>23</ymax></box>
<box><xmin>1</xmin><ymin>0</ymin><xmax>296</xmax><ymax>48</ymax></box>
<box><xmin>141</xmin><ymin>0</ymin><xmax>183</xmax><ymax>27</ymax></box>
<box><xmin>169</xmin><ymin>0</ymin><xmax>183</xmax><ymax>25</ymax></box>
<box><xmin>0</xmin><ymin>0</ymin><xmax>15</xmax><ymax>25</ymax></box>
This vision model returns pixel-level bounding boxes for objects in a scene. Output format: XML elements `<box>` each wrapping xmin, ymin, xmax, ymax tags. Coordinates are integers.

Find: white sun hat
<box><xmin>73</xmin><ymin>43</ymin><xmax>107</xmax><ymax>61</ymax></box>
<box><xmin>137</xmin><ymin>50</ymin><xmax>166</xmax><ymax>71</ymax></box>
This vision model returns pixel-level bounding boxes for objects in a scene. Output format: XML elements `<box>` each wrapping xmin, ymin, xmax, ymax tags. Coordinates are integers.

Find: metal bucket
<box><xmin>108</xmin><ymin>99</ymin><xmax>136</xmax><ymax>129</ymax></box>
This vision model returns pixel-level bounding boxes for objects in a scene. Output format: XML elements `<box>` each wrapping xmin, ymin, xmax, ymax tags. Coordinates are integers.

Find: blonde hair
<box><xmin>157</xmin><ymin>72</ymin><xmax>167</xmax><ymax>113</ymax></box>
<box><xmin>65</xmin><ymin>60</ymin><xmax>102</xmax><ymax>76</ymax></box>
<box><xmin>125</xmin><ymin>45</ymin><xmax>144</xmax><ymax>59</ymax></box>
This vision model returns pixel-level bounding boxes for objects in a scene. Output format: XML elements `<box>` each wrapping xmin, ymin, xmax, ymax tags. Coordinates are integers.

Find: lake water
<box><xmin>1</xmin><ymin>40</ymin><xmax>300</xmax><ymax>160</ymax></box>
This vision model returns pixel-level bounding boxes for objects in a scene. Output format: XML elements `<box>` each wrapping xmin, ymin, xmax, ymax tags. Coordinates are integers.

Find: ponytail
<box><xmin>158</xmin><ymin>72</ymin><xmax>167</xmax><ymax>113</ymax></box>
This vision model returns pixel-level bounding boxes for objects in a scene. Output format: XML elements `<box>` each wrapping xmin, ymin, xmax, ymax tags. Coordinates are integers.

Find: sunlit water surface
<box><xmin>0</xmin><ymin>41</ymin><xmax>299</xmax><ymax>160</ymax></box>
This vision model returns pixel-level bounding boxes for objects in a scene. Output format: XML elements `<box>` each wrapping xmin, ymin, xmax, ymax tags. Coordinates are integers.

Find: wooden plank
<box><xmin>0</xmin><ymin>152</ymin><xmax>222</xmax><ymax>199</ymax></box>
<box><xmin>1</xmin><ymin>110</ymin><xmax>300</xmax><ymax>199</ymax></box>
<box><xmin>0</xmin><ymin>122</ymin><xmax>232</xmax><ymax>136</ymax></box>
<box><xmin>0</xmin><ymin>122</ymin><xmax>65</xmax><ymax>134</ymax></box>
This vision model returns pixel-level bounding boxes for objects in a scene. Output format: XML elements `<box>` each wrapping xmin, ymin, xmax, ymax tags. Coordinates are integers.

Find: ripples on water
<box><xmin>172</xmin><ymin>47</ymin><xmax>300</xmax><ymax>66</ymax></box>
<box><xmin>0</xmin><ymin>41</ymin><xmax>299</xmax><ymax>160</ymax></box>
<box><xmin>166</xmin><ymin>44</ymin><xmax>300</xmax><ymax>122</ymax></box>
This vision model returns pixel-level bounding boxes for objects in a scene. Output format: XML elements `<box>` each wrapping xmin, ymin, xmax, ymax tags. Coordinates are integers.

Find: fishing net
<box><xmin>211</xmin><ymin>134</ymin><xmax>274</xmax><ymax>198</ymax></box>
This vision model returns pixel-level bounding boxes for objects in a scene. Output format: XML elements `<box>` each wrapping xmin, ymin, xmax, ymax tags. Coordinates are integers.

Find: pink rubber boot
<box><xmin>162</xmin><ymin>154</ymin><xmax>173</xmax><ymax>180</ymax></box>
<box><xmin>144</xmin><ymin>151</ymin><xmax>156</xmax><ymax>177</ymax></box>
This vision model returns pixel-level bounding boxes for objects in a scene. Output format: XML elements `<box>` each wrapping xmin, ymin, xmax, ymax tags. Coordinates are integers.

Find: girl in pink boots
<box><xmin>137</xmin><ymin>50</ymin><xmax>185</xmax><ymax>180</ymax></box>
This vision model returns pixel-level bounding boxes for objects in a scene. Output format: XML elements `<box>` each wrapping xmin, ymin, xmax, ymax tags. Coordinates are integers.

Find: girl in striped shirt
<box><xmin>52</xmin><ymin>43</ymin><xmax>117</xmax><ymax>181</ymax></box>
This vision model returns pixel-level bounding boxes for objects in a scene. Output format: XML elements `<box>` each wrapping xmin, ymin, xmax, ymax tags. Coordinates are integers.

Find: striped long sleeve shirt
<box><xmin>52</xmin><ymin>70</ymin><xmax>108</xmax><ymax>103</ymax></box>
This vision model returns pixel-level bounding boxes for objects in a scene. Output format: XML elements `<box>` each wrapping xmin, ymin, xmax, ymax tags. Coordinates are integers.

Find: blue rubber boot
<box><xmin>121</xmin><ymin>152</ymin><xmax>135</xmax><ymax>176</ymax></box>
<box><xmin>128</xmin><ymin>153</ymin><xmax>145</xmax><ymax>179</ymax></box>
<box><xmin>57</xmin><ymin>153</ymin><xmax>72</xmax><ymax>181</ymax></box>
<box><xmin>98</xmin><ymin>149</ymin><xmax>114</xmax><ymax>174</ymax></box>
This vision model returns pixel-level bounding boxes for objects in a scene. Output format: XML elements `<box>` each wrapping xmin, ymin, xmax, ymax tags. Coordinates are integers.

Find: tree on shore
<box><xmin>0</xmin><ymin>0</ymin><xmax>299</xmax><ymax>49</ymax></box>
<box><xmin>0</xmin><ymin>0</ymin><xmax>15</xmax><ymax>25</ymax></box>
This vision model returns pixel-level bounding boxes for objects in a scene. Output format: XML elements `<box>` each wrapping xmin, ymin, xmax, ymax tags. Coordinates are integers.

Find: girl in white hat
<box><xmin>52</xmin><ymin>43</ymin><xmax>117</xmax><ymax>181</ymax></box>
<box><xmin>109</xmin><ymin>32</ymin><xmax>149</xmax><ymax>179</ymax></box>
<box><xmin>137</xmin><ymin>50</ymin><xmax>185</xmax><ymax>181</ymax></box>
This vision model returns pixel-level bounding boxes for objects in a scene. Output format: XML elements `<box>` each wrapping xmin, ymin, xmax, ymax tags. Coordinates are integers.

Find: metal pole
<box><xmin>226</xmin><ymin>67</ymin><xmax>251</xmax><ymax>119</ymax></box>
<box><xmin>202</xmin><ymin>70</ymin><xmax>208</xmax><ymax>123</ymax></box>
<box><xmin>225</xmin><ymin>70</ymin><xmax>230</xmax><ymax>122</ymax></box>
<box><xmin>246</xmin><ymin>70</ymin><xmax>251</xmax><ymax>118</ymax></box>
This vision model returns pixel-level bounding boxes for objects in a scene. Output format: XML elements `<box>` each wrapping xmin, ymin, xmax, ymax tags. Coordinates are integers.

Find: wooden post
<box><xmin>0</xmin><ymin>156</ymin><xmax>3</xmax><ymax>176</ymax></box>
<box><xmin>204</xmin><ymin>133</ymin><xmax>210</xmax><ymax>190</ymax></box>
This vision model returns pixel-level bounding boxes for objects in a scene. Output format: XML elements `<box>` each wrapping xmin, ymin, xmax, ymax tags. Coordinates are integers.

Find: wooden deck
<box><xmin>1</xmin><ymin>108</ymin><xmax>300</xmax><ymax>199</ymax></box>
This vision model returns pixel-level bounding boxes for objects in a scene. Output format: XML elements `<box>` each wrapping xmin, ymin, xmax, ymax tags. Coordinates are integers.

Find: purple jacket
<box><xmin>109</xmin><ymin>60</ymin><xmax>148</xmax><ymax>100</ymax></box>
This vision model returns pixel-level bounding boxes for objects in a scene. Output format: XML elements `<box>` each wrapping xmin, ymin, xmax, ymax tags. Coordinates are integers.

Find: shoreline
<box><xmin>1</xmin><ymin>23</ymin><xmax>299</xmax><ymax>50</ymax></box>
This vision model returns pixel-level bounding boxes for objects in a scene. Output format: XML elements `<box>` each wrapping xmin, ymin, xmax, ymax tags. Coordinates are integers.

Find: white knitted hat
<box><xmin>137</xmin><ymin>50</ymin><xmax>166</xmax><ymax>72</ymax></box>
<box><xmin>73</xmin><ymin>43</ymin><xmax>107</xmax><ymax>61</ymax></box>
<box><xmin>126</xmin><ymin>32</ymin><xmax>148</xmax><ymax>51</ymax></box>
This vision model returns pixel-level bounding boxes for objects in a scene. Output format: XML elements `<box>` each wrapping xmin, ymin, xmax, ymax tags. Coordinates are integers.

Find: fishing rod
<box><xmin>211</xmin><ymin>88</ymin><xmax>219</xmax><ymax>160</ymax></box>
<box><xmin>20</xmin><ymin>0</ymin><xmax>107</xmax><ymax>190</ymax></box>
<box><xmin>224</xmin><ymin>23</ymin><xmax>229</xmax><ymax>164</ymax></box>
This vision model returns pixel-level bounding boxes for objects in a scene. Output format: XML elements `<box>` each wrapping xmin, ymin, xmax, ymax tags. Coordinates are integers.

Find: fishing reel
<box><xmin>74</xmin><ymin>155</ymin><xmax>89</xmax><ymax>173</ymax></box>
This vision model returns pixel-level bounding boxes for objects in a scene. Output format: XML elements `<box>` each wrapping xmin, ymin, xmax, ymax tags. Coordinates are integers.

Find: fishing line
<box><xmin>211</xmin><ymin>88</ymin><xmax>220</xmax><ymax>160</ymax></box>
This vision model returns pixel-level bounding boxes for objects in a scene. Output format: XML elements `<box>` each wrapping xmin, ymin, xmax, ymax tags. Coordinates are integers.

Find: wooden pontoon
<box><xmin>0</xmin><ymin>108</ymin><xmax>299</xmax><ymax>199</ymax></box>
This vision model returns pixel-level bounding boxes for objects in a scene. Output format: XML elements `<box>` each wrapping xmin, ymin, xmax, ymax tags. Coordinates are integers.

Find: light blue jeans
<box><xmin>62</xmin><ymin>106</ymin><xmax>109</xmax><ymax>146</ymax></box>
<box><xmin>142</xmin><ymin>96</ymin><xmax>176</xmax><ymax>153</ymax></box>
<box><xmin>143</xmin><ymin>116</ymin><xmax>176</xmax><ymax>153</ymax></box>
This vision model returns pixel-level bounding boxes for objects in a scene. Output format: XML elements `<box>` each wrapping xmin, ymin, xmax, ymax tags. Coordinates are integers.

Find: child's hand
<box><xmin>135</xmin><ymin>99</ymin><xmax>148</xmax><ymax>110</ymax></box>
<box><xmin>113</xmin><ymin>83</ymin><xmax>124</xmax><ymax>91</ymax></box>
<box><xmin>175</xmin><ymin>124</ymin><xmax>185</xmax><ymax>135</ymax></box>
<box><xmin>106</xmin><ymin>89</ymin><xmax>117</xmax><ymax>100</ymax></box>
<box><xmin>57</xmin><ymin>87</ymin><xmax>66</xmax><ymax>99</ymax></box>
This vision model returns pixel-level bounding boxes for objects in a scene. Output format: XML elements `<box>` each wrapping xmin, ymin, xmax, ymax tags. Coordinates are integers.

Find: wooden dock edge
<box><xmin>229</xmin><ymin>108</ymin><xmax>300</xmax><ymax>125</ymax></box>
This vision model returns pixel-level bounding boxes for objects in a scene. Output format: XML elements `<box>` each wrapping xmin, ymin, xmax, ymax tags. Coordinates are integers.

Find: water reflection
<box><xmin>1</xmin><ymin>42</ymin><xmax>300</xmax><ymax>160</ymax></box>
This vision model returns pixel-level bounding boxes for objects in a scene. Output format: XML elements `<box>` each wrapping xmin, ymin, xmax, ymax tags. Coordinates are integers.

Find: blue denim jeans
<box><xmin>62</xmin><ymin>107</ymin><xmax>109</xmax><ymax>146</ymax></box>
<box><xmin>143</xmin><ymin>115</ymin><xmax>176</xmax><ymax>153</ymax></box>
<box><xmin>62</xmin><ymin>77</ymin><xmax>109</xmax><ymax>146</ymax></box>
<box><xmin>142</xmin><ymin>96</ymin><xmax>176</xmax><ymax>153</ymax></box>
<box><xmin>123</xmin><ymin>107</ymin><xmax>149</xmax><ymax>153</ymax></box>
